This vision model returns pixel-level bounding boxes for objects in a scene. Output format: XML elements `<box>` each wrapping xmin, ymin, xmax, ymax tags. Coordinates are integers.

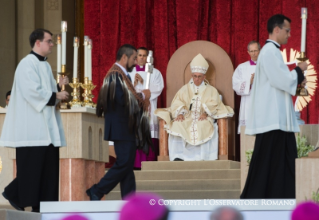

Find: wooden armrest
<box><xmin>217</xmin><ymin>118</ymin><xmax>228</xmax><ymax>160</ymax></box>
<box><xmin>158</xmin><ymin>119</ymin><xmax>169</xmax><ymax>161</ymax></box>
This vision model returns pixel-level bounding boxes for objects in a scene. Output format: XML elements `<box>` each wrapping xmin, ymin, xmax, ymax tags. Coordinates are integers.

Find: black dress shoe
<box><xmin>2</xmin><ymin>192</ymin><xmax>25</xmax><ymax>211</ymax></box>
<box><xmin>173</xmin><ymin>158</ymin><xmax>184</xmax><ymax>161</ymax></box>
<box><xmin>86</xmin><ymin>187</ymin><xmax>100</xmax><ymax>201</ymax></box>
<box><xmin>31</xmin><ymin>207</ymin><xmax>40</xmax><ymax>212</ymax></box>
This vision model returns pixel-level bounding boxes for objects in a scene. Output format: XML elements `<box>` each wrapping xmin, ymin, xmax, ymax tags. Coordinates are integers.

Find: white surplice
<box><xmin>232</xmin><ymin>60</ymin><xmax>256</xmax><ymax>133</ymax></box>
<box><xmin>129</xmin><ymin>66</ymin><xmax>164</xmax><ymax>138</ymax></box>
<box><xmin>0</xmin><ymin>54</ymin><xmax>66</xmax><ymax>147</ymax></box>
<box><xmin>245</xmin><ymin>42</ymin><xmax>300</xmax><ymax>135</ymax></box>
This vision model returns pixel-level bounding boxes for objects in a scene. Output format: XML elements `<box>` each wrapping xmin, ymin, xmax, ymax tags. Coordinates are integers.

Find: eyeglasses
<box><xmin>248</xmin><ymin>50</ymin><xmax>259</xmax><ymax>53</ymax></box>
<box><xmin>42</xmin><ymin>40</ymin><xmax>54</xmax><ymax>45</ymax></box>
<box><xmin>192</xmin><ymin>75</ymin><xmax>204</xmax><ymax>79</ymax></box>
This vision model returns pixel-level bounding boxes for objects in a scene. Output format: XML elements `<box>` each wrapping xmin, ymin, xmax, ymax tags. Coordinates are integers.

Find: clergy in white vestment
<box><xmin>241</xmin><ymin>14</ymin><xmax>308</xmax><ymax>199</ymax></box>
<box><xmin>155</xmin><ymin>54</ymin><xmax>234</xmax><ymax>161</ymax></box>
<box><xmin>232</xmin><ymin>41</ymin><xmax>260</xmax><ymax>133</ymax></box>
<box><xmin>0</xmin><ymin>29</ymin><xmax>69</xmax><ymax>211</ymax></box>
<box><xmin>129</xmin><ymin>47</ymin><xmax>164</xmax><ymax>168</ymax></box>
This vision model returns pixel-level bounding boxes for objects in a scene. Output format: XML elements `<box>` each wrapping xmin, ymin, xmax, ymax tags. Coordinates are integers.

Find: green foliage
<box><xmin>312</xmin><ymin>188</ymin><xmax>319</xmax><ymax>203</ymax></box>
<box><xmin>296</xmin><ymin>134</ymin><xmax>315</xmax><ymax>158</ymax></box>
<box><xmin>245</xmin><ymin>150</ymin><xmax>253</xmax><ymax>166</ymax></box>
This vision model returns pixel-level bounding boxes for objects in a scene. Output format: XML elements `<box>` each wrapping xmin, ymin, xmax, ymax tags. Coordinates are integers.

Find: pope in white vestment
<box><xmin>232</xmin><ymin>41</ymin><xmax>260</xmax><ymax>133</ymax></box>
<box><xmin>155</xmin><ymin>54</ymin><xmax>234</xmax><ymax>161</ymax></box>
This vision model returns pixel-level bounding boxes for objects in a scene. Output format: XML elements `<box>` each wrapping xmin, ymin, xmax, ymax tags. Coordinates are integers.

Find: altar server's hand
<box><xmin>142</xmin><ymin>89</ymin><xmax>151</xmax><ymax>100</ymax></box>
<box><xmin>57</xmin><ymin>91</ymin><xmax>69</xmax><ymax>100</ymax></box>
<box><xmin>175</xmin><ymin>114</ymin><xmax>184</xmax><ymax>122</ymax></box>
<box><xmin>59</xmin><ymin>76</ymin><xmax>69</xmax><ymax>88</ymax></box>
<box><xmin>301</xmin><ymin>79</ymin><xmax>307</xmax><ymax>88</ymax></box>
<box><xmin>298</xmin><ymin>62</ymin><xmax>308</xmax><ymax>71</ymax></box>
<box><xmin>199</xmin><ymin>113</ymin><xmax>208</xmax><ymax>121</ymax></box>
<box><xmin>134</xmin><ymin>73</ymin><xmax>144</xmax><ymax>85</ymax></box>
<box><xmin>250</xmin><ymin>73</ymin><xmax>254</xmax><ymax>85</ymax></box>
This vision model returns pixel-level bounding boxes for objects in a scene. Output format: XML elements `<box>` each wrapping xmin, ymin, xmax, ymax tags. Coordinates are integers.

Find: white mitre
<box><xmin>190</xmin><ymin>53</ymin><xmax>209</xmax><ymax>74</ymax></box>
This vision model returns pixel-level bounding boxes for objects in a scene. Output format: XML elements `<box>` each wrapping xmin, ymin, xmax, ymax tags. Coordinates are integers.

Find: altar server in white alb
<box><xmin>129</xmin><ymin>47</ymin><xmax>164</xmax><ymax>168</ymax></box>
<box><xmin>155</xmin><ymin>54</ymin><xmax>234</xmax><ymax>161</ymax></box>
<box><xmin>232</xmin><ymin>41</ymin><xmax>260</xmax><ymax>133</ymax></box>
<box><xmin>0</xmin><ymin>29</ymin><xmax>69</xmax><ymax>212</ymax></box>
<box><xmin>241</xmin><ymin>14</ymin><xmax>308</xmax><ymax>199</ymax></box>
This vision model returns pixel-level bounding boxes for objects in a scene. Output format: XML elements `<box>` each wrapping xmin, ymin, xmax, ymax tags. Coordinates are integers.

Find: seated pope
<box><xmin>155</xmin><ymin>54</ymin><xmax>234</xmax><ymax>161</ymax></box>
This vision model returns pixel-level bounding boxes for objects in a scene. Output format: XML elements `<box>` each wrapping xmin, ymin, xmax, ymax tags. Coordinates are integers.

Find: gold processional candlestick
<box><xmin>59</xmin><ymin>65</ymin><xmax>69</xmax><ymax>109</ymax></box>
<box><xmin>69</xmin><ymin>78</ymin><xmax>82</xmax><ymax>108</ymax></box>
<box><xmin>81</xmin><ymin>77</ymin><xmax>96</xmax><ymax>108</ymax></box>
<box><xmin>296</xmin><ymin>7</ymin><xmax>309</xmax><ymax>96</ymax></box>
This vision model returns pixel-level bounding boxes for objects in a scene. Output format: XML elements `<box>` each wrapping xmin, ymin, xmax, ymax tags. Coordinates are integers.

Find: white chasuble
<box><xmin>232</xmin><ymin>61</ymin><xmax>256</xmax><ymax>133</ymax></box>
<box><xmin>245</xmin><ymin>43</ymin><xmax>300</xmax><ymax>135</ymax></box>
<box><xmin>129</xmin><ymin>67</ymin><xmax>164</xmax><ymax>138</ymax></box>
<box><xmin>155</xmin><ymin>79</ymin><xmax>234</xmax><ymax>161</ymax></box>
<box><xmin>0</xmin><ymin>54</ymin><xmax>66</xmax><ymax>148</ymax></box>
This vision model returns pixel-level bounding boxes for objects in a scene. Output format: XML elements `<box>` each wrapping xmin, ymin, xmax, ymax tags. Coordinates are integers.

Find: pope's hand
<box><xmin>59</xmin><ymin>76</ymin><xmax>69</xmax><ymax>88</ymax></box>
<box><xmin>175</xmin><ymin>114</ymin><xmax>184</xmax><ymax>122</ymax></box>
<box><xmin>57</xmin><ymin>91</ymin><xmax>69</xmax><ymax>100</ymax></box>
<box><xmin>199</xmin><ymin>113</ymin><xmax>208</xmax><ymax>121</ymax></box>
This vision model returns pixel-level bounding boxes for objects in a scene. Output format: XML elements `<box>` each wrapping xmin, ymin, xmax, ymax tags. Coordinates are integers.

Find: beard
<box><xmin>126</xmin><ymin>63</ymin><xmax>135</xmax><ymax>72</ymax></box>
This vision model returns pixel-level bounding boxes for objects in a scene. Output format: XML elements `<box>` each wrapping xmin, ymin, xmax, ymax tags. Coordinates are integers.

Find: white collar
<box><xmin>266</xmin><ymin>39</ymin><xmax>280</xmax><ymax>47</ymax></box>
<box><xmin>115</xmin><ymin>63</ymin><xmax>128</xmax><ymax>75</ymax></box>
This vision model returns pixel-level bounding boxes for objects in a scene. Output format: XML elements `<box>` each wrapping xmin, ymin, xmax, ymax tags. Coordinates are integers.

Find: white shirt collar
<box><xmin>266</xmin><ymin>39</ymin><xmax>280</xmax><ymax>47</ymax></box>
<box><xmin>115</xmin><ymin>63</ymin><xmax>128</xmax><ymax>75</ymax></box>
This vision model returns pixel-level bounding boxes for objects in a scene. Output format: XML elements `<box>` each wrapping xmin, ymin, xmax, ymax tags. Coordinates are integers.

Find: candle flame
<box><xmin>61</xmin><ymin>21</ymin><xmax>67</xmax><ymax>32</ymax></box>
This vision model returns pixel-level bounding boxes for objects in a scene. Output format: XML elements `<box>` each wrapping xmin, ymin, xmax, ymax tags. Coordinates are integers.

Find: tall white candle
<box><xmin>84</xmin><ymin>36</ymin><xmax>89</xmax><ymax>79</ymax></box>
<box><xmin>301</xmin><ymin>8</ymin><xmax>307</xmax><ymax>52</ymax></box>
<box><xmin>57</xmin><ymin>34</ymin><xmax>62</xmax><ymax>73</ymax></box>
<box><xmin>73</xmin><ymin>37</ymin><xmax>79</xmax><ymax>78</ymax></box>
<box><xmin>61</xmin><ymin>21</ymin><xmax>67</xmax><ymax>65</ymax></box>
<box><xmin>88</xmin><ymin>39</ymin><xmax>93</xmax><ymax>80</ymax></box>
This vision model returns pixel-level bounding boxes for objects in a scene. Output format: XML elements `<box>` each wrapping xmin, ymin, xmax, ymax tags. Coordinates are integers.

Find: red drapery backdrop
<box><xmin>84</xmin><ymin>0</ymin><xmax>319</xmax><ymax>124</ymax></box>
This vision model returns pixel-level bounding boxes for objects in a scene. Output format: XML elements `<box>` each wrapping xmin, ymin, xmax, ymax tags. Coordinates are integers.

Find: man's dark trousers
<box><xmin>92</xmin><ymin>140</ymin><xmax>136</xmax><ymax>199</ymax></box>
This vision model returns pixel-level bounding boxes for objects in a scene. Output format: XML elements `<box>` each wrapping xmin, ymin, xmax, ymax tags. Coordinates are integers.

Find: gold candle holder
<box><xmin>81</xmin><ymin>77</ymin><xmax>96</xmax><ymax>108</ymax></box>
<box><xmin>296</xmin><ymin>52</ymin><xmax>309</xmax><ymax>96</ymax></box>
<box><xmin>58</xmin><ymin>64</ymin><xmax>70</xmax><ymax>109</ymax></box>
<box><xmin>69</xmin><ymin>77</ymin><xmax>82</xmax><ymax>108</ymax></box>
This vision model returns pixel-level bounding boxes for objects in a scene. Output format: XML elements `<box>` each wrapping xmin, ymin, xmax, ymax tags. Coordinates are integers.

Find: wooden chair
<box><xmin>158</xmin><ymin>41</ymin><xmax>236</xmax><ymax>161</ymax></box>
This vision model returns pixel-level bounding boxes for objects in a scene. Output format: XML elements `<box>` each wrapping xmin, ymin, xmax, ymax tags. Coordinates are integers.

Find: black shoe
<box><xmin>173</xmin><ymin>158</ymin><xmax>184</xmax><ymax>161</ymax></box>
<box><xmin>31</xmin><ymin>207</ymin><xmax>40</xmax><ymax>212</ymax></box>
<box><xmin>2</xmin><ymin>192</ymin><xmax>25</xmax><ymax>211</ymax></box>
<box><xmin>86</xmin><ymin>187</ymin><xmax>100</xmax><ymax>201</ymax></box>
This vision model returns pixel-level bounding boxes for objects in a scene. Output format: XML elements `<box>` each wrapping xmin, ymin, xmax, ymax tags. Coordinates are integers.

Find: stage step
<box><xmin>0</xmin><ymin>209</ymin><xmax>41</xmax><ymax>220</ymax></box>
<box><xmin>134</xmin><ymin>169</ymin><xmax>240</xmax><ymax>180</ymax></box>
<box><xmin>141</xmin><ymin>160</ymin><xmax>240</xmax><ymax>170</ymax></box>
<box><xmin>105</xmin><ymin>160</ymin><xmax>241</xmax><ymax>200</ymax></box>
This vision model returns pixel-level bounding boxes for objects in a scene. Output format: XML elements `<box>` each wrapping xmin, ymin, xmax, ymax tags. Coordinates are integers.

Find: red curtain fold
<box><xmin>84</xmin><ymin>0</ymin><xmax>319</xmax><ymax>124</ymax></box>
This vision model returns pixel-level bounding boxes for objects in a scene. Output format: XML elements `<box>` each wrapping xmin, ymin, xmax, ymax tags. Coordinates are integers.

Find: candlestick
<box><xmin>73</xmin><ymin>37</ymin><xmax>79</xmax><ymax>78</ymax></box>
<box><xmin>88</xmin><ymin>39</ymin><xmax>92</xmax><ymax>80</ymax></box>
<box><xmin>300</xmin><ymin>8</ymin><xmax>307</xmax><ymax>53</ymax></box>
<box><xmin>81</xmin><ymin>77</ymin><xmax>96</xmax><ymax>108</ymax></box>
<box><xmin>61</xmin><ymin>21</ymin><xmax>67</xmax><ymax>65</ymax></box>
<box><xmin>59</xmin><ymin>65</ymin><xmax>70</xmax><ymax>109</ymax></box>
<box><xmin>69</xmin><ymin>77</ymin><xmax>82</xmax><ymax>108</ymax></box>
<box><xmin>84</xmin><ymin>36</ymin><xmax>89</xmax><ymax>79</ymax></box>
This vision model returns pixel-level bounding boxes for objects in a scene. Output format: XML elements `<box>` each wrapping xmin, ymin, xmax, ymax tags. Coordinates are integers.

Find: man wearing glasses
<box><xmin>0</xmin><ymin>29</ymin><xmax>69</xmax><ymax>212</ymax></box>
<box><xmin>232</xmin><ymin>41</ymin><xmax>260</xmax><ymax>134</ymax></box>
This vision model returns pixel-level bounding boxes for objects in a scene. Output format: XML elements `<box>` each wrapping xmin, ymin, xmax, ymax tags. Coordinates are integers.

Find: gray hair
<box><xmin>210</xmin><ymin>207</ymin><xmax>244</xmax><ymax>220</ymax></box>
<box><xmin>247</xmin><ymin>41</ymin><xmax>261</xmax><ymax>51</ymax></box>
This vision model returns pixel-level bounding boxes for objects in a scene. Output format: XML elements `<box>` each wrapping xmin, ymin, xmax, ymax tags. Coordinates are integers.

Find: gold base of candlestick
<box><xmin>58</xmin><ymin>65</ymin><xmax>70</xmax><ymax>109</ymax></box>
<box><xmin>81</xmin><ymin>77</ymin><xmax>96</xmax><ymax>108</ymax></box>
<box><xmin>69</xmin><ymin>77</ymin><xmax>82</xmax><ymax>108</ymax></box>
<box><xmin>296</xmin><ymin>52</ymin><xmax>309</xmax><ymax>61</ymax></box>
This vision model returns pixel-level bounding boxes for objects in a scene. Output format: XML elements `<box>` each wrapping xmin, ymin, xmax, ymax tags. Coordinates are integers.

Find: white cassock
<box><xmin>129</xmin><ymin>66</ymin><xmax>164</xmax><ymax>138</ymax></box>
<box><xmin>232</xmin><ymin>60</ymin><xmax>256</xmax><ymax>133</ymax></box>
<box><xmin>245</xmin><ymin>41</ymin><xmax>300</xmax><ymax>135</ymax></box>
<box><xmin>0</xmin><ymin>54</ymin><xmax>66</xmax><ymax>148</ymax></box>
